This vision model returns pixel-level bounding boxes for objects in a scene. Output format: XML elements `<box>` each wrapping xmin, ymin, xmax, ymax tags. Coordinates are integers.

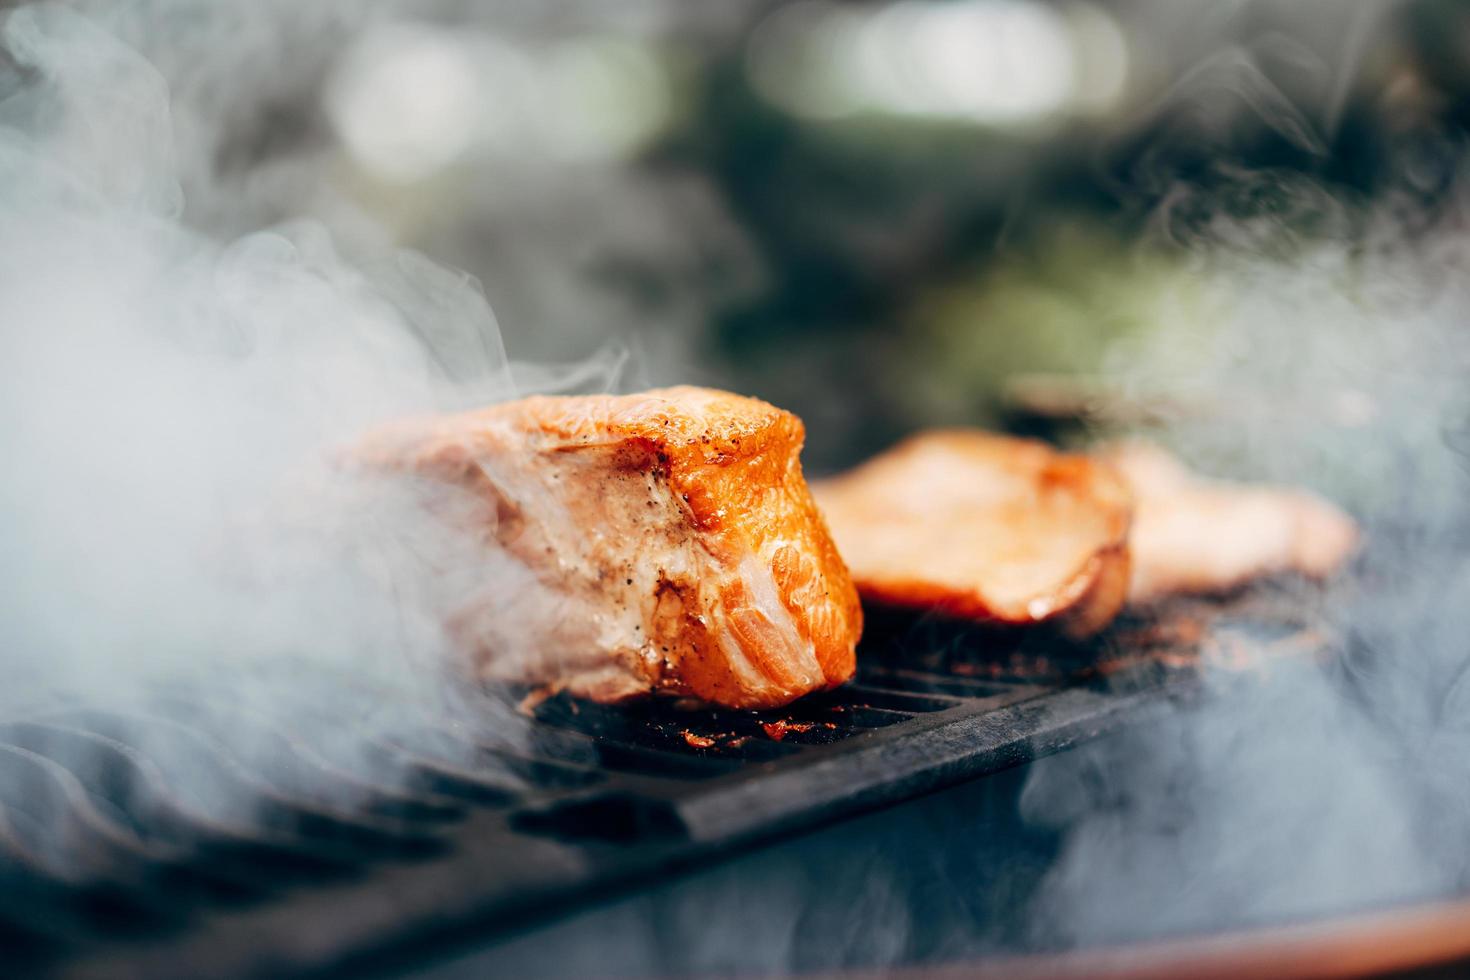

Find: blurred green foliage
<box><xmin>894</xmin><ymin>223</ymin><xmax>1191</xmax><ymax>430</ymax></box>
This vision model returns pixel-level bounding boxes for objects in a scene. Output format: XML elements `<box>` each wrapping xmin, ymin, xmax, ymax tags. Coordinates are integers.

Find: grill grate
<box><xmin>0</xmin><ymin>589</ymin><xmax>1324</xmax><ymax>979</ymax></box>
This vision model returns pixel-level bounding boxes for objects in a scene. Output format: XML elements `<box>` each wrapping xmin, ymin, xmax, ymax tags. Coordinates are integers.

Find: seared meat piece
<box><xmin>1104</xmin><ymin>442</ymin><xmax>1358</xmax><ymax>605</ymax></box>
<box><xmin>814</xmin><ymin>432</ymin><xmax>1132</xmax><ymax>637</ymax></box>
<box><xmin>361</xmin><ymin>386</ymin><xmax>861</xmax><ymax>709</ymax></box>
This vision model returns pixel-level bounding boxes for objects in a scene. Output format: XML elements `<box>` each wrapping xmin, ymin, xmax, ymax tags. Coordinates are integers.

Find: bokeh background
<box><xmin>6</xmin><ymin>4</ymin><xmax>1470</xmax><ymax>976</ymax></box>
<box><xmin>156</xmin><ymin>0</ymin><xmax>1470</xmax><ymax>472</ymax></box>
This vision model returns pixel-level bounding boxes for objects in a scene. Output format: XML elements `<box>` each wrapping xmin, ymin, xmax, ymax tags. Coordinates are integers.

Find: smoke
<box><xmin>0</xmin><ymin>0</ymin><xmax>543</xmax><ymax>823</ymax></box>
<box><xmin>9</xmin><ymin>0</ymin><xmax>1469</xmax><ymax>960</ymax></box>
<box><xmin>1020</xmin><ymin>158</ymin><xmax>1470</xmax><ymax>945</ymax></box>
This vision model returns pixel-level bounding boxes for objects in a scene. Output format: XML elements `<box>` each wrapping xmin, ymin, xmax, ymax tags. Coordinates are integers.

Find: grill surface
<box><xmin>1</xmin><ymin>589</ymin><xmax>1323</xmax><ymax>979</ymax></box>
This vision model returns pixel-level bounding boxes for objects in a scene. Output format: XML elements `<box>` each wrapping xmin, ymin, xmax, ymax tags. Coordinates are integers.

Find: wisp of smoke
<box><xmin>0</xmin><ymin>1</ymin><xmax>543</xmax><ymax>825</ymax></box>
<box><xmin>1021</xmin><ymin>169</ymin><xmax>1470</xmax><ymax>945</ymax></box>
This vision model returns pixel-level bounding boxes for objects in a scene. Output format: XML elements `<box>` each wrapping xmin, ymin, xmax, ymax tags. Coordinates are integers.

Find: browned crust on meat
<box><xmin>359</xmin><ymin>386</ymin><xmax>862</xmax><ymax>709</ymax></box>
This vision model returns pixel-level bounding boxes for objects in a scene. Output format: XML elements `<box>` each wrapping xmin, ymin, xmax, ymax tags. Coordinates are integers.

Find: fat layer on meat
<box><xmin>1104</xmin><ymin>442</ymin><xmax>1359</xmax><ymax>605</ymax></box>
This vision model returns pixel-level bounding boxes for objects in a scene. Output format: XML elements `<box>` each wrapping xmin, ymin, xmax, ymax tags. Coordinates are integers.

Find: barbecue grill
<box><xmin>0</xmin><ymin>588</ymin><xmax>1330</xmax><ymax>979</ymax></box>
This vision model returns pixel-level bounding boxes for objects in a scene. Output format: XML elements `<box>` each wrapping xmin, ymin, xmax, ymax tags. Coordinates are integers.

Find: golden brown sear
<box><xmin>360</xmin><ymin>386</ymin><xmax>862</xmax><ymax>710</ymax></box>
<box><xmin>1103</xmin><ymin>442</ymin><xmax>1359</xmax><ymax>605</ymax></box>
<box><xmin>814</xmin><ymin>431</ymin><xmax>1133</xmax><ymax>637</ymax></box>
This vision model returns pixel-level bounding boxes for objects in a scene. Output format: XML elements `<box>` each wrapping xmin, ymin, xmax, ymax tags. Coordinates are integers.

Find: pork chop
<box><xmin>1103</xmin><ymin>441</ymin><xmax>1358</xmax><ymax>604</ymax></box>
<box><xmin>359</xmin><ymin>386</ymin><xmax>862</xmax><ymax>709</ymax></box>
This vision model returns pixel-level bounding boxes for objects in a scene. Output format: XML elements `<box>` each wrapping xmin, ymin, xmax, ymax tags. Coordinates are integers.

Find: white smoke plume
<box><xmin>1021</xmin><ymin>165</ymin><xmax>1470</xmax><ymax>947</ymax></box>
<box><xmin>0</xmin><ymin>0</ymin><xmax>540</xmax><ymax>817</ymax></box>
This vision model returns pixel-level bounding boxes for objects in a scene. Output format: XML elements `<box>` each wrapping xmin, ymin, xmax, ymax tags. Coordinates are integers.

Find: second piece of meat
<box><xmin>814</xmin><ymin>431</ymin><xmax>1133</xmax><ymax>638</ymax></box>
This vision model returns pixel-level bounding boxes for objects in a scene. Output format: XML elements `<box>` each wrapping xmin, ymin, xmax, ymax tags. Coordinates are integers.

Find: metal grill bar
<box><xmin>0</xmin><ymin>589</ymin><xmax>1321</xmax><ymax>979</ymax></box>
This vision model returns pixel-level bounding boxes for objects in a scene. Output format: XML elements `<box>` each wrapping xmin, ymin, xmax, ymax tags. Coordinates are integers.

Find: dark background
<box><xmin>262</xmin><ymin>0</ymin><xmax>1470</xmax><ymax>474</ymax></box>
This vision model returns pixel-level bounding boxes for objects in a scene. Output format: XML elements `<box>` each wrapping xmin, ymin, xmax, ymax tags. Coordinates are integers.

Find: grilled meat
<box><xmin>360</xmin><ymin>386</ymin><xmax>862</xmax><ymax>709</ymax></box>
<box><xmin>1104</xmin><ymin>442</ymin><xmax>1359</xmax><ymax>604</ymax></box>
<box><xmin>814</xmin><ymin>431</ymin><xmax>1132</xmax><ymax>637</ymax></box>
